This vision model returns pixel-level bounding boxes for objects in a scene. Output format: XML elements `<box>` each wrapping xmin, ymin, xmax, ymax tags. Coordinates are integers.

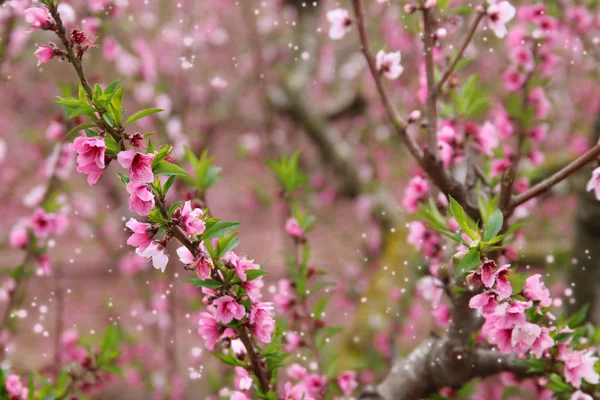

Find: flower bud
<box><xmin>408</xmin><ymin>110</ymin><xmax>422</xmax><ymax>123</ymax></box>
<box><xmin>403</xmin><ymin>4</ymin><xmax>417</xmax><ymax>14</ymax></box>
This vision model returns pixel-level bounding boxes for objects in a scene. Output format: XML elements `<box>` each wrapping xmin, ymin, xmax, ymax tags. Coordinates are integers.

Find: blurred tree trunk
<box><xmin>566</xmin><ymin>110</ymin><xmax>600</xmax><ymax>321</ymax></box>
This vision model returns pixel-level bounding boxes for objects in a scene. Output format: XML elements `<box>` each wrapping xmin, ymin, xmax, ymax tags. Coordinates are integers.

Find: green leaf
<box><xmin>310</xmin><ymin>281</ymin><xmax>336</xmax><ymax>294</ymax></box>
<box><xmin>69</xmin><ymin>105</ymin><xmax>97</xmax><ymax>119</ymax></box>
<box><xmin>312</xmin><ymin>297</ymin><xmax>329</xmax><ymax>319</ymax></box>
<box><xmin>117</xmin><ymin>172</ymin><xmax>130</xmax><ymax>185</ymax></box>
<box><xmin>101</xmin><ymin>364</ymin><xmax>125</xmax><ymax>378</ymax></box>
<box><xmin>483</xmin><ymin>209</ymin><xmax>504</xmax><ymax>242</ymax></box>
<box><xmin>566</xmin><ymin>304</ymin><xmax>590</xmax><ymax>327</ymax></box>
<box><xmin>203</xmin><ymin>221</ymin><xmax>240</xmax><ymax>239</ymax></box>
<box><xmin>125</xmin><ymin>108</ymin><xmax>163</xmax><ymax>125</ymax></box>
<box><xmin>455</xmin><ymin>248</ymin><xmax>481</xmax><ymax>277</ymax></box>
<box><xmin>184</xmin><ymin>278</ymin><xmax>222</xmax><ymax>289</ymax></box>
<box><xmin>153</xmin><ymin>161</ymin><xmax>191</xmax><ymax>177</ymax></box>
<box><xmin>554</xmin><ymin>331</ymin><xmax>575</xmax><ymax>345</ymax></box>
<box><xmin>437</xmin><ymin>229</ymin><xmax>469</xmax><ymax>246</ymax></box>
<box><xmin>246</xmin><ymin>269</ymin><xmax>268</xmax><ymax>281</ymax></box>
<box><xmin>213</xmin><ymin>352</ymin><xmax>246</xmax><ymax>367</ymax></box>
<box><xmin>449</xmin><ymin>196</ymin><xmax>477</xmax><ymax>240</ymax></box>
<box><xmin>56</xmin><ymin>97</ymin><xmax>82</xmax><ymax>108</ymax></box>
<box><xmin>99</xmin><ymin>324</ymin><xmax>120</xmax><ymax>360</ymax></box>
<box><xmin>66</xmin><ymin>123</ymin><xmax>97</xmax><ymax>137</ymax></box>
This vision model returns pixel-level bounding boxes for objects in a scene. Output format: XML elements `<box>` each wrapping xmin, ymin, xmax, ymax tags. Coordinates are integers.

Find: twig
<box><xmin>512</xmin><ymin>142</ymin><xmax>600</xmax><ymax>208</ymax></box>
<box><xmin>435</xmin><ymin>12</ymin><xmax>484</xmax><ymax>94</ymax></box>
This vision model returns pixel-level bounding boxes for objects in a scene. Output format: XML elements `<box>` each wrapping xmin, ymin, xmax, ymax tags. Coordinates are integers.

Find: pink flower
<box><xmin>432</xmin><ymin>304</ymin><xmax>450</xmax><ymax>327</ymax></box>
<box><xmin>337</xmin><ymin>371</ymin><xmax>358</xmax><ymax>396</ymax></box>
<box><xmin>560</xmin><ymin>349</ymin><xmax>600</xmax><ymax>388</ymax></box>
<box><xmin>524</xmin><ymin>274</ymin><xmax>552</xmax><ymax>307</ymax></box>
<box><xmin>303</xmin><ymin>374</ymin><xmax>327</xmax><ymax>396</ymax></box>
<box><xmin>126</xmin><ymin>180</ymin><xmax>155</xmax><ymax>216</ymax></box>
<box><xmin>283</xmin><ymin>382</ymin><xmax>315</xmax><ymax>400</ymax></box>
<box><xmin>503</xmin><ymin>68</ymin><xmax>525</xmax><ymax>92</ymax></box>
<box><xmin>486</xmin><ymin>1</ymin><xmax>516</xmax><ymax>38</ymax></box>
<box><xmin>494</xmin><ymin>264</ymin><xmax>512</xmax><ymax>299</ymax></box>
<box><xmin>327</xmin><ymin>8</ymin><xmax>352</xmax><ymax>40</ymax></box>
<box><xmin>176</xmin><ymin>246</ymin><xmax>213</xmax><ymax>280</ymax></box>
<box><xmin>469</xmin><ymin>292</ymin><xmax>498</xmax><ymax>315</ymax></box>
<box><xmin>249</xmin><ymin>302</ymin><xmax>275</xmax><ymax>343</ymax></box>
<box><xmin>376</xmin><ymin>50</ymin><xmax>403</xmax><ymax>80</ymax></box>
<box><xmin>34</xmin><ymin>45</ymin><xmax>56</xmax><ymax>66</ymax></box>
<box><xmin>24</xmin><ymin>7</ymin><xmax>53</xmax><ymax>31</ymax></box>
<box><xmin>125</xmin><ymin>218</ymin><xmax>154</xmax><ymax>252</ymax></box>
<box><xmin>586</xmin><ymin>167</ymin><xmax>600</xmax><ymax>200</ymax></box>
<box><xmin>30</xmin><ymin>208</ymin><xmax>68</xmax><ymax>239</ymax></box>
<box><xmin>243</xmin><ymin>277</ymin><xmax>264</xmax><ymax>302</ymax></box>
<box><xmin>529</xmin><ymin>87</ymin><xmax>551</xmax><ymax>119</ymax></box>
<box><xmin>475</xmin><ymin>122</ymin><xmax>499</xmax><ymax>156</ymax></box>
<box><xmin>119</xmin><ymin>252</ymin><xmax>147</xmax><ymax>275</ymax></box>
<box><xmin>117</xmin><ymin>150</ymin><xmax>154</xmax><ymax>183</ymax></box>
<box><xmin>71</xmin><ymin>136</ymin><xmax>106</xmax><ymax>186</ymax></box>
<box><xmin>136</xmin><ymin>242</ymin><xmax>168</xmax><ymax>272</ymax></box>
<box><xmin>224</xmin><ymin>252</ymin><xmax>259</xmax><ymax>282</ymax></box>
<box><xmin>230</xmin><ymin>392</ymin><xmax>251</xmax><ymax>400</ymax></box>
<box><xmin>213</xmin><ymin>295</ymin><xmax>245</xmax><ymax>324</ymax></box>
<box><xmin>571</xmin><ymin>391</ymin><xmax>593</xmax><ymax>400</ymax></box>
<box><xmin>5</xmin><ymin>374</ymin><xmax>23</xmax><ymax>397</ymax></box>
<box><xmin>234</xmin><ymin>367</ymin><xmax>252</xmax><ymax>391</ymax></box>
<box><xmin>180</xmin><ymin>201</ymin><xmax>206</xmax><ymax>237</ymax></box>
<box><xmin>511</xmin><ymin>322</ymin><xmax>541</xmax><ymax>354</ymax></box>
<box><xmin>46</xmin><ymin>121</ymin><xmax>65</xmax><ymax>141</ymax></box>
<box><xmin>287</xmin><ymin>363</ymin><xmax>307</xmax><ymax>380</ymax></box>
<box><xmin>509</xmin><ymin>46</ymin><xmax>535</xmax><ymax>71</ymax></box>
<box><xmin>9</xmin><ymin>220</ymin><xmax>29</xmax><ymax>249</ymax></box>
<box><xmin>402</xmin><ymin>175</ymin><xmax>430</xmax><ymax>213</ymax></box>
<box><xmin>198</xmin><ymin>311</ymin><xmax>220</xmax><ymax>351</ymax></box>
<box><xmin>530</xmin><ymin>327</ymin><xmax>554</xmax><ymax>358</ymax></box>
<box><xmin>416</xmin><ymin>276</ymin><xmax>443</xmax><ymax>307</ymax></box>
<box><xmin>285</xmin><ymin>218</ymin><xmax>304</xmax><ymax>238</ymax></box>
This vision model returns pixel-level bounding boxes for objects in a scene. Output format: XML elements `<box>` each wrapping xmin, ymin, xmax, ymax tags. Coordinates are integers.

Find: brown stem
<box><xmin>422</xmin><ymin>8</ymin><xmax>439</xmax><ymax>155</ymax></box>
<box><xmin>238</xmin><ymin>325</ymin><xmax>270</xmax><ymax>393</ymax></box>
<box><xmin>511</xmin><ymin>142</ymin><xmax>600</xmax><ymax>208</ymax></box>
<box><xmin>435</xmin><ymin>12</ymin><xmax>484</xmax><ymax>94</ymax></box>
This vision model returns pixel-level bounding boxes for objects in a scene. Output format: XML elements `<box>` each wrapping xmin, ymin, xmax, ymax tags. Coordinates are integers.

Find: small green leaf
<box><xmin>153</xmin><ymin>161</ymin><xmax>190</xmax><ymax>177</ymax></box>
<box><xmin>449</xmin><ymin>196</ymin><xmax>477</xmax><ymax>240</ymax></box>
<box><xmin>69</xmin><ymin>105</ymin><xmax>97</xmax><ymax>119</ymax></box>
<box><xmin>203</xmin><ymin>221</ymin><xmax>240</xmax><ymax>239</ymax></box>
<box><xmin>554</xmin><ymin>332</ymin><xmax>575</xmax><ymax>344</ymax></box>
<box><xmin>66</xmin><ymin>123</ymin><xmax>96</xmax><ymax>137</ymax></box>
<box><xmin>125</xmin><ymin>108</ymin><xmax>163</xmax><ymax>125</ymax></box>
<box><xmin>184</xmin><ymin>278</ymin><xmax>222</xmax><ymax>289</ymax></box>
<box><xmin>566</xmin><ymin>304</ymin><xmax>590</xmax><ymax>327</ymax></box>
<box><xmin>455</xmin><ymin>248</ymin><xmax>480</xmax><ymax>277</ymax></box>
<box><xmin>246</xmin><ymin>269</ymin><xmax>269</xmax><ymax>281</ymax></box>
<box><xmin>483</xmin><ymin>209</ymin><xmax>504</xmax><ymax>242</ymax></box>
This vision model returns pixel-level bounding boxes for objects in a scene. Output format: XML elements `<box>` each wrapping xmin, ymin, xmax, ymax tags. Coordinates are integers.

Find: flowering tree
<box><xmin>1</xmin><ymin>0</ymin><xmax>600</xmax><ymax>399</ymax></box>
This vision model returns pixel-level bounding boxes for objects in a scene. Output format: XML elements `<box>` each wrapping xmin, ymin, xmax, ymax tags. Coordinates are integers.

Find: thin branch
<box><xmin>422</xmin><ymin>8</ymin><xmax>439</xmax><ymax>155</ymax></box>
<box><xmin>435</xmin><ymin>12</ymin><xmax>484</xmax><ymax>94</ymax></box>
<box><xmin>511</xmin><ymin>142</ymin><xmax>600</xmax><ymax>208</ymax></box>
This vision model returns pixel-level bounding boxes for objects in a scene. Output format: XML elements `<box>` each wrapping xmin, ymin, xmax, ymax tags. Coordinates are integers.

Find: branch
<box><xmin>435</xmin><ymin>12</ymin><xmax>484</xmax><ymax>94</ymax></box>
<box><xmin>511</xmin><ymin>142</ymin><xmax>600</xmax><ymax>209</ymax></box>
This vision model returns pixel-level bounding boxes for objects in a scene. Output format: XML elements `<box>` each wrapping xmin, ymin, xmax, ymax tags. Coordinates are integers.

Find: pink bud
<box><xmin>408</xmin><ymin>110</ymin><xmax>422</xmax><ymax>123</ymax></box>
<box><xmin>403</xmin><ymin>4</ymin><xmax>417</xmax><ymax>14</ymax></box>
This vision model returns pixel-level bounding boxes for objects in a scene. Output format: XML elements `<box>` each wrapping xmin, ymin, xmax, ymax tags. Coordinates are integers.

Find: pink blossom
<box><xmin>117</xmin><ymin>150</ymin><xmax>154</xmax><ymax>183</ymax></box>
<box><xmin>213</xmin><ymin>295</ymin><xmax>245</xmax><ymax>324</ymax></box>
<box><xmin>503</xmin><ymin>67</ymin><xmax>525</xmax><ymax>92</ymax></box>
<box><xmin>327</xmin><ymin>8</ymin><xmax>352</xmax><ymax>40</ymax></box>
<box><xmin>136</xmin><ymin>242</ymin><xmax>168</xmax><ymax>272</ymax></box>
<box><xmin>287</xmin><ymin>363</ymin><xmax>307</xmax><ymax>380</ymax></box>
<box><xmin>243</xmin><ymin>277</ymin><xmax>264</xmax><ymax>302</ymax></box>
<box><xmin>303</xmin><ymin>374</ymin><xmax>327</xmax><ymax>396</ymax></box>
<box><xmin>495</xmin><ymin>264</ymin><xmax>512</xmax><ymax>298</ymax></box>
<box><xmin>283</xmin><ymin>382</ymin><xmax>315</xmax><ymax>400</ymax></box>
<box><xmin>5</xmin><ymin>374</ymin><xmax>24</xmax><ymax>397</ymax></box>
<box><xmin>402</xmin><ymin>175</ymin><xmax>430</xmax><ymax>213</ymax></box>
<box><xmin>176</xmin><ymin>246</ymin><xmax>212</xmax><ymax>280</ymax></box>
<box><xmin>586</xmin><ymin>167</ymin><xmax>600</xmax><ymax>200</ymax></box>
<box><xmin>416</xmin><ymin>276</ymin><xmax>443</xmax><ymax>307</ymax></box>
<box><xmin>71</xmin><ymin>136</ymin><xmax>106</xmax><ymax>186</ymax></box>
<box><xmin>30</xmin><ymin>208</ymin><xmax>68</xmax><ymax>239</ymax></box>
<box><xmin>432</xmin><ymin>304</ymin><xmax>450</xmax><ymax>327</ymax></box>
<box><xmin>125</xmin><ymin>218</ymin><xmax>154</xmax><ymax>252</ymax></box>
<box><xmin>571</xmin><ymin>391</ymin><xmax>593</xmax><ymax>400</ymax></box>
<box><xmin>285</xmin><ymin>218</ymin><xmax>304</xmax><ymax>238</ymax></box>
<box><xmin>223</xmin><ymin>252</ymin><xmax>259</xmax><ymax>282</ymax></box>
<box><xmin>529</xmin><ymin>87</ymin><xmax>551</xmax><ymax>119</ymax></box>
<box><xmin>511</xmin><ymin>322</ymin><xmax>541</xmax><ymax>354</ymax></box>
<box><xmin>337</xmin><ymin>371</ymin><xmax>359</xmax><ymax>396</ymax></box>
<box><xmin>230</xmin><ymin>392</ymin><xmax>251</xmax><ymax>400</ymax></box>
<box><xmin>234</xmin><ymin>367</ymin><xmax>252</xmax><ymax>391</ymax></box>
<box><xmin>126</xmin><ymin>180</ymin><xmax>155</xmax><ymax>216</ymax></box>
<box><xmin>475</xmin><ymin>122</ymin><xmax>499</xmax><ymax>156</ymax></box>
<box><xmin>560</xmin><ymin>349</ymin><xmax>600</xmax><ymax>388</ymax></box>
<box><xmin>530</xmin><ymin>327</ymin><xmax>554</xmax><ymax>358</ymax></box>
<box><xmin>524</xmin><ymin>274</ymin><xmax>552</xmax><ymax>307</ymax></box>
<box><xmin>496</xmin><ymin>300</ymin><xmax>531</xmax><ymax>329</ymax></box>
<box><xmin>198</xmin><ymin>312</ymin><xmax>220</xmax><ymax>351</ymax></box>
<box><xmin>376</xmin><ymin>50</ymin><xmax>403</xmax><ymax>80</ymax></box>
<box><xmin>24</xmin><ymin>7</ymin><xmax>53</xmax><ymax>31</ymax></box>
<box><xmin>469</xmin><ymin>292</ymin><xmax>498</xmax><ymax>315</ymax></box>
<box><xmin>119</xmin><ymin>252</ymin><xmax>147</xmax><ymax>275</ymax></box>
<box><xmin>486</xmin><ymin>1</ymin><xmax>516</xmax><ymax>38</ymax></box>
<box><xmin>9</xmin><ymin>220</ymin><xmax>29</xmax><ymax>249</ymax></box>
<box><xmin>34</xmin><ymin>45</ymin><xmax>56</xmax><ymax>66</ymax></box>
<box><xmin>249</xmin><ymin>302</ymin><xmax>275</xmax><ymax>343</ymax></box>
<box><xmin>180</xmin><ymin>201</ymin><xmax>206</xmax><ymax>237</ymax></box>
<box><xmin>285</xmin><ymin>331</ymin><xmax>302</xmax><ymax>352</ymax></box>
<box><xmin>46</xmin><ymin>121</ymin><xmax>65</xmax><ymax>141</ymax></box>
<box><xmin>509</xmin><ymin>46</ymin><xmax>534</xmax><ymax>71</ymax></box>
